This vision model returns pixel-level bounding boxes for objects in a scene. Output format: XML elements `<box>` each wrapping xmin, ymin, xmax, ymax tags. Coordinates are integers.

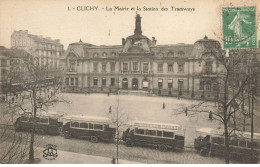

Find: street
<box><xmin>50</xmin><ymin>93</ymin><xmax>222</xmax><ymax>146</ymax></box>
<box><xmin>28</xmin><ymin>133</ymin><xmax>235</xmax><ymax>164</ymax></box>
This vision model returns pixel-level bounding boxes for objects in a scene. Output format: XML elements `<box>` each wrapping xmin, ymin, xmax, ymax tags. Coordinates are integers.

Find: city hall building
<box><xmin>61</xmin><ymin>14</ymin><xmax>222</xmax><ymax>99</ymax></box>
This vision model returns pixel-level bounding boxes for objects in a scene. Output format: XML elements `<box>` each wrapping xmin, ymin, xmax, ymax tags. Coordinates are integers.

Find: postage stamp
<box><xmin>222</xmin><ymin>6</ymin><xmax>257</xmax><ymax>49</ymax></box>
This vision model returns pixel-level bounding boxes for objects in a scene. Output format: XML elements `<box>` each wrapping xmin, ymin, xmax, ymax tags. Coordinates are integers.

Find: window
<box><xmin>21</xmin><ymin>116</ymin><xmax>28</xmax><ymax>122</ymax></box>
<box><xmin>143</xmin><ymin>63</ymin><xmax>148</xmax><ymax>73</ymax></box>
<box><xmin>70</xmin><ymin>78</ymin><xmax>74</xmax><ymax>86</ymax></box>
<box><xmin>1</xmin><ymin>59</ymin><xmax>7</xmax><ymax>66</ymax></box>
<box><xmin>40</xmin><ymin>118</ymin><xmax>48</xmax><ymax>124</ymax></box>
<box><xmin>239</xmin><ymin>140</ymin><xmax>247</xmax><ymax>147</ymax></box>
<box><xmin>133</xmin><ymin>62</ymin><xmax>138</xmax><ymax>72</ymax></box>
<box><xmin>94</xmin><ymin>124</ymin><xmax>103</xmax><ymax>130</ymax></box>
<box><xmin>89</xmin><ymin>123</ymin><xmax>94</xmax><ymax>129</ymax></box>
<box><xmin>75</xmin><ymin>78</ymin><xmax>79</xmax><ymax>86</ymax></box>
<box><xmin>158</xmin><ymin>63</ymin><xmax>163</xmax><ymax>72</ymax></box>
<box><xmin>230</xmin><ymin>138</ymin><xmax>239</xmax><ymax>146</ymax></box>
<box><xmin>212</xmin><ymin>137</ymin><xmax>224</xmax><ymax>144</ymax></box>
<box><xmin>110</xmin><ymin>63</ymin><xmax>115</xmax><ymax>72</ymax></box>
<box><xmin>175</xmin><ymin>135</ymin><xmax>184</xmax><ymax>140</ymax></box>
<box><xmin>178</xmin><ymin>80</ymin><xmax>184</xmax><ymax>89</ymax></box>
<box><xmin>93</xmin><ymin>78</ymin><xmax>98</xmax><ymax>86</ymax></box>
<box><xmin>102</xmin><ymin>78</ymin><xmax>106</xmax><ymax>86</ymax></box>
<box><xmin>206</xmin><ymin>81</ymin><xmax>211</xmax><ymax>90</ymax></box>
<box><xmin>168</xmin><ymin>64</ymin><xmax>173</xmax><ymax>72</ymax></box>
<box><xmin>102</xmin><ymin>52</ymin><xmax>107</xmax><ymax>57</ymax></box>
<box><xmin>102</xmin><ymin>64</ymin><xmax>106</xmax><ymax>72</ymax></box>
<box><xmin>247</xmin><ymin>141</ymin><xmax>258</xmax><ymax>149</ymax></box>
<box><xmin>157</xmin><ymin>130</ymin><xmax>162</xmax><ymax>137</ymax></box>
<box><xmin>178</xmin><ymin>63</ymin><xmax>184</xmax><ymax>72</ymax></box>
<box><xmin>94</xmin><ymin>53</ymin><xmax>98</xmax><ymax>57</ymax></box>
<box><xmin>144</xmin><ymin>129</ymin><xmax>156</xmax><ymax>136</ymax></box>
<box><xmin>111</xmin><ymin>78</ymin><xmax>115</xmax><ymax>86</ymax></box>
<box><xmin>168</xmin><ymin>79</ymin><xmax>173</xmax><ymax>88</ymax></box>
<box><xmin>135</xmin><ymin>128</ymin><xmax>144</xmax><ymax>135</ymax></box>
<box><xmin>200</xmin><ymin>81</ymin><xmax>205</xmax><ymax>90</ymax></box>
<box><xmin>123</xmin><ymin>63</ymin><xmax>128</xmax><ymax>71</ymax></box>
<box><xmin>158</xmin><ymin>79</ymin><xmax>163</xmax><ymax>89</ymax></box>
<box><xmin>205</xmin><ymin>62</ymin><xmax>213</xmax><ymax>73</ymax></box>
<box><xmin>71</xmin><ymin>122</ymin><xmax>79</xmax><ymax>128</ymax></box>
<box><xmin>163</xmin><ymin>131</ymin><xmax>174</xmax><ymax>138</ymax></box>
<box><xmin>93</xmin><ymin>63</ymin><xmax>98</xmax><ymax>72</ymax></box>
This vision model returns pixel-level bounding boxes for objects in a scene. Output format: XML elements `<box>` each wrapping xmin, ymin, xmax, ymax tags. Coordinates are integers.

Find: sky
<box><xmin>0</xmin><ymin>0</ymin><xmax>259</xmax><ymax>49</ymax></box>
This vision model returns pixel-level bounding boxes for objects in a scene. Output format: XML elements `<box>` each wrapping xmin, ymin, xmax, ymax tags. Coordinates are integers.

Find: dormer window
<box><xmin>94</xmin><ymin>52</ymin><xmax>99</xmax><ymax>57</ymax></box>
<box><xmin>102</xmin><ymin>52</ymin><xmax>107</xmax><ymax>57</ymax></box>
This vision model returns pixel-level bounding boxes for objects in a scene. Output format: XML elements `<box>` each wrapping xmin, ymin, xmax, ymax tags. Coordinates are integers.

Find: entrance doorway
<box><xmin>122</xmin><ymin>78</ymin><xmax>128</xmax><ymax>90</ymax></box>
<box><xmin>132</xmin><ymin>78</ymin><xmax>138</xmax><ymax>90</ymax></box>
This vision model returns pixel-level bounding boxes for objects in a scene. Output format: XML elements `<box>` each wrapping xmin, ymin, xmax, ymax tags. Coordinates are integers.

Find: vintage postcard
<box><xmin>0</xmin><ymin>0</ymin><xmax>260</xmax><ymax>164</ymax></box>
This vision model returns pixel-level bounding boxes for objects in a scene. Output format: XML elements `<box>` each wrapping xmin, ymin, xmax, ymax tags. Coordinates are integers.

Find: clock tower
<box><xmin>134</xmin><ymin>14</ymin><xmax>142</xmax><ymax>35</ymax></box>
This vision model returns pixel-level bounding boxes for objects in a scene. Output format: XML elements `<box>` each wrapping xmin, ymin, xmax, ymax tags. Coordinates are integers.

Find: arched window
<box><xmin>102</xmin><ymin>52</ymin><xmax>107</xmax><ymax>57</ymax></box>
<box><xmin>167</xmin><ymin>51</ymin><xmax>174</xmax><ymax>57</ymax></box>
<box><xmin>178</xmin><ymin>51</ymin><xmax>185</xmax><ymax>56</ymax></box>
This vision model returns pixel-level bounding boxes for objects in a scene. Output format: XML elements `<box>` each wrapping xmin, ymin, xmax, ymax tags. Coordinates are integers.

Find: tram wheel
<box><xmin>159</xmin><ymin>145</ymin><xmax>167</xmax><ymax>152</ymax></box>
<box><xmin>91</xmin><ymin>136</ymin><xmax>98</xmax><ymax>143</ymax></box>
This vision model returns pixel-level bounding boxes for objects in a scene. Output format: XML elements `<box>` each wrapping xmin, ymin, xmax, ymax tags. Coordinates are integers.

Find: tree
<box><xmin>5</xmin><ymin>55</ymin><xmax>67</xmax><ymax>163</ymax></box>
<box><xmin>175</xmin><ymin>49</ymin><xmax>259</xmax><ymax>163</ymax></box>
<box><xmin>0</xmin><ymin>101</ymin><xmax>30</xmax><ymax>164</ymax></box>
<box><xmin>106</xmin><ymin>93</ymin><xmax>128</xmax><ymax>164</ymax></box>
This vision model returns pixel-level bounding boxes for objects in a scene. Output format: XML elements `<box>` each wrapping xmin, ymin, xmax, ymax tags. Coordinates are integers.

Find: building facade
<box><xmin>61</xmin><ymin>14</ymin><xmax>224</xmax><ymax>100</ymax></box>
<box><xmin>0</xmin><ymin>46</ymin><xmax>30</xmax><ymax>103</ymax></box>
<box><xmin>11</xmin><ymin>30</ymin><xmax>64</xmax><ymax>69</ymax></box>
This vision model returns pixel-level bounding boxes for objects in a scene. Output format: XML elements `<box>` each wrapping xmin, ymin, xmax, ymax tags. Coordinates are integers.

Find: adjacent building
<box><xmin>11</xmin><ymin>30</ymin><xmax>64</xmax><ymax>69</ymax></box>
<box><xmin>61</xmin><ymin>14</ymin><xmax>223</xmax><ymax>100</ymax></box>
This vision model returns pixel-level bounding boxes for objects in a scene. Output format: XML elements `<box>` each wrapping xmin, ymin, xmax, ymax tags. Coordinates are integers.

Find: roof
<box><xmin>131</xmin><ymin>121</ymin><xmax>184</xmax><ymax>131</ymax></box>
<box><xmin>0</xmin><ymin>48</ymin><xmax>30</xmax><ymax>58</ymax></box>
<box><xmin>62</xmin><ymin>115</ymin><xmax>111</xmax><ymax>124</ymax></box>
<box><xmin>196</xmin><ymin>128</ymin><xmax>260</xmax><ymax>140</ymax></box>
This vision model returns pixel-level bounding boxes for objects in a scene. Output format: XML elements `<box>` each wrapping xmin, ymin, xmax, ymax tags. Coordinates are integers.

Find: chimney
<box><xmin>134</xmin><ymin>14</ymin><xmax>142</xmax><ymax>35</ymax></box>
<box><xmin>122</xmin><ymin>38</ymin><xmax>125</xmax><ymax>45</ymax></box>
<box><xmin>152</xmin><ymin>37</ymin><xmax>157</xmax><ymax>46</ymax></box>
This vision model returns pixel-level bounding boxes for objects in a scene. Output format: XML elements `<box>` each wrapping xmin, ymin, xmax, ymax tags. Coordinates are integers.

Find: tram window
<box><xmin>89</xmin><ymin>123</ymin><xmax>94</xmax><ymax>129</ymax></box>
<box><xmin>247</xmin><ymin>141</ymin><xmax>257</xmax><ymax>149</ymax></box>
<box><xmin>29</xmin><ymin>118</ymin><xmax>34</xmax><ymax>122</ymax></box>
<box><xmin>175</xmin><ymin>135</ymin><xmax>184</xmax><ymax>140</ymax></box>
<box><xmin>40</xmin><ymin>118</ymin><xmax>48</xmax><ymax>124</ymax></box>
<box><xmin>135</xmin><ymin>128</ymin><xmax>144</xmax><ymax>135</ymax></box>
<box><xmin>212</xmin><ymin>137</ymin><xmax>224</xmax><ymax>144</ymax></box>
<box><xmin>94</xmin><ymin>124</ymin><xmax>103</xmax><ymax>130</ymax></box>
<box><xmin>163</xmin><ymin>131</ymin><xmax>174</xmax><ymax>138</ymax></box>
<box><xmin>71</xmin><ymin>122</ymin><xmax>79</xmax><ymax>128</ymax></box>
<box><xmin>49</xmin><ymin>118</ymin><xmax>57</xmax><ymax>125</ymax></box>
<box><xmin>238</xmin><ymin>140</ymin><xmax>246</xmax><ymax>147</ymax></box>
<box><xmin>230</xmin><ymin>138</ymin><xmax>239</xmax><ymax>146</ymax></box>
<box><xmin>144</xmin><ymin>129</ymin><xmax>156</xmax><ymax>136</ymax></box>
<box><xmin>21</xmin><ymin>117</ymin><xmax>28</xmax><ymax>122</ymax></box>
<box><xmin>80</xmin><ymin>123</ymin><xmax>88</xmax><ymax>129</ymax></box>
<box><xmin>157</xmin><ymin>130</ymin><xmax>162</xmax><ymax>137</ymax></box>
<box><xmin>257</xmin><ymin>142</ymin><xmax>260</xmax><ymax>149</ymax></box>
<box><xmin>35</xmin><ymin>117</ymin><xmax>40</xmax><ymax>122</ymax></box>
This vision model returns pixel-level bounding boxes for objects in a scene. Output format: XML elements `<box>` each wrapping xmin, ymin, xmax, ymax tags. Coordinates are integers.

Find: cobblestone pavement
<box><xmin>33</xmin><ymin>134</ymin><xmax>238</xmax><ymax>164</ymax></box>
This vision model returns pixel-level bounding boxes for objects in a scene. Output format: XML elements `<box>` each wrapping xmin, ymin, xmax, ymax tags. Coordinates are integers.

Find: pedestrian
<box><xmin>109</xmin><ymin>106</ymin><xmax>112</xmax><ymax>113</ymax></box>
<box><xmin>209</xmin><ymin>111</ymin><xmax>213</xmax><ymax>120</ymax></box>
<box><xmin>163</xmin><ymin>102</ymin><xmax>165</xmax><ymax>109</ymax></box>
<box><xmin>111</xmin><ymin>157</ymin><xmax>116</xmax><ymax>164</ymax></box>
<box><xmin>185</xmin><ymin>107</ymin><xmax>188</xmax><ymax>116</ymax></box>
<box><xmin>107</xmin><ymin>92</ymin><xmax>110</xmax><ymax>96</ymax></box>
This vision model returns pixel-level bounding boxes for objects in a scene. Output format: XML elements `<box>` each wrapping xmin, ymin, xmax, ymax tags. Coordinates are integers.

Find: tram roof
<box><xmin>196</xmin><ymin>128</ymin><xmax>260</xmax><ymax>140</ymax></box>
<box><xmin>131</xmin><ymin>121</ymin><xmax>184</xmax><ymax>131</ymax></box>
<box><xmin>62</xmin><ymin>115</ymin><xmax>111</xmax><ymax>123</ymax></box>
